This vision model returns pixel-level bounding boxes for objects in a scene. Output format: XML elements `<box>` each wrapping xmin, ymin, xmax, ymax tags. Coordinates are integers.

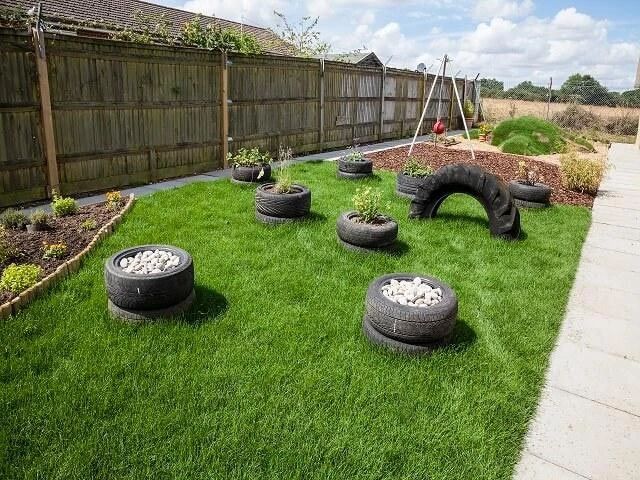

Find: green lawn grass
<box><xmin>0</xmin><ymin>162</ymin><xmax>591</xmax><ymax>480</ymax></box>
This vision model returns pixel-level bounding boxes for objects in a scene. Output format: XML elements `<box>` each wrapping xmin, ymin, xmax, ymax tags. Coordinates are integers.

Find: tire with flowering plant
<box><xmin>396</xmin><ymin>172</ymin><xmax>431</xmax><ymax>199</ymax></box>
<box><xmin>336</xmin><ymin>211</ymin><xmax>398</xmax><ymax>251</ymax></box>
<box><xmin>231</xmin><ymin>164</ymin><xmax>271</xmax><ymax>184</ymax></box>
<box><xmin>255</xmin><ymin>183</ymin><xmax>311</xmax><ymax>223</ymax></box>
<box><xmin>508</xmin><ymin>180</ymin><xmax>552</xmax><ymax>208</ymax></box>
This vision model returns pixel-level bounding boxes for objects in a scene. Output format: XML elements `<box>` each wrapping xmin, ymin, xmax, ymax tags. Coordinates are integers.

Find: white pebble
<box><xmin>120</xmin><ymin>249</ymin><xmax>180</xmax><ymax>274</ymax></box>
<box><xmin>381</xmin><ymin>278</ymin><xmax>443</xmax><ymax>308</ymax></box>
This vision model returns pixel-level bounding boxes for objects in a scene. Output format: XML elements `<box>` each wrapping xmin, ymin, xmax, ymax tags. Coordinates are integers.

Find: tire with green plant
<box><xmin>104</xmin><ymin>245</ymin><xmax>194</xmax><ymax>312</ymax></box>
<box><xmin>337</xmin><ymin>158</ymin><xmax>373</xmax><ymax>174</ymax></box>
<box><xmin>255</xmin><ymin>183</ymin><xmax>311</xmax><ymax>223</ymax></box>
<box><xmin>364</xmin><ymin>273</ymin><xmax>457</xmax><ymax>345</ymax></box>
<box><xmin>232</xmin><ymin>164</ymin><xmax>271</xmax><ymax>184</ymax></box>
<box><xmin>508</xmin><ymin>180</ymin><xmax>552</xmax><ymax>208</ymax></box>
<box><xmin>336</xmin><ymin>212</ymin><xmax>398</xmax><ymax>250</ymax></box>
<box><xmin>396</xmin><ymin>173</ymin><xmax>429</xmax><ymax>198</ymax></box>
<box><xmin>409</xmin><ymin>163</ymin><xmax>521</xmax><ymax>240</ymax></box>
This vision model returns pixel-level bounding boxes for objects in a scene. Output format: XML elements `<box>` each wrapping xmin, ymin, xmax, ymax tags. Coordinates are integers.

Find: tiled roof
<box><xmin>0</xmin><ymin>0</ymin><xmax>295</xmax><ymax>55</ymax></box>
<box><xmin>322</xmin><ymin>52</ymin><xmax>382</xmax><ymax>67</ymax></box>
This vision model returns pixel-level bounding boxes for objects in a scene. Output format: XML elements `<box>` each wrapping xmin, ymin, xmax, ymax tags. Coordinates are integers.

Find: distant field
<box><xmin>482</xmin><ymin>98</ymin><xmax>640</xmax><ymax>123</ymax></box>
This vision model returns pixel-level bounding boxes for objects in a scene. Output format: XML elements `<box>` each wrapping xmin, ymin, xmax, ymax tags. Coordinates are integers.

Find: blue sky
<box><xmin>158</xmin><ymin>0</ymin><xmax>640</xmax><ymax>90</ymax></box>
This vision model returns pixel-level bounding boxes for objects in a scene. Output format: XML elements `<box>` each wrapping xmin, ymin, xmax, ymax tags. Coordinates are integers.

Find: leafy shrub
<box><xmin>181</xmin><ymin>14</ymin><xmax>262</xmax><ymax>53</ymax></box>
<box><xmin>560</xmin><ymin>152</ymin><xmax>606</xmax><ymax>195</ymax></box>
<box><xmin>29</xmin><ymin>210</ymin><xmax>50</xmax><ymax>227</ymax></box>
<box><xmin>51</xmin><ymin>191</ymin><xmax>78</xmax><ymax>217</ymax></box>
<box><xmin>106</xmin><ymin>190</ymin><xmax>123</xmax><ymax>210</ymax></box>
<box><xmin>43</xmin><ymin>242</ymin><xmax>67</xmax><ymax>260</ymax></box>
<box><xmin>492</xmin><ymin>116</ymin><xmax>566</xmax><ymax>155</ymax></box>
<box><xmin>274</xmin><ymin>145</ymin><xmax>295</xmax><ymax>194</ymax></box>
<box><xmin>478</xmin><ymin>123</ymin><xmax>493</xmax><ymax>135</ymax></box>
<box><xmin>0</xmin><ymin>263</ymin><xmax>42</xmax><ymax>294</ymax></box>
<box><xmin>552</xmin><ymin>105</ymin><xmax>601</xmax><ymax>131</ymax></box>
<box><xmin>516</xmin><ymin>160</ymin><xmax>543</xmax><ymax>185</ymax></box>
<box><xmin>603</xmin><ymin>115</ymin><xmax>638</xmax><ymax>136</ymax></box>
<box><xmin>228</xmin><ymin>148</ymin><xmax>271</xmax><ymax>168</ymax></box>
<box><xmin>0</xmin><ymin>226</ymin><xmax>15</xmax><ymax>265</ymax></box>
<box><xmin>402</xmin><ymin>157</ymin><xmax>433</xmax><ymax>178</ymax></box>
<box><xmin>342</xmin><ymin>147</ymin><xmax>366</xmax><ymax>162</ymax></box>
<box><xmin>352</xmin><ymin>187</ymin><xmax>383</xmax><ymax>223</ymax></box>
<box><xmin>463</xmin><ymin>99</ymin><xmax>474</xmax><ymax>117</ymax></box>
<box><xmin>467</xmin><ymin>128</ymin><xmax>479</xmax><ymax>140</ymax></box>
<box><xmin>0</xmin><ymin>208</ymin><xmax>28</xmax><ymax>229</ymax></box>
<box><xmin>80</xmin><ymin>218</ymin><xmax>98</xmax><ymax>231</ymax></box>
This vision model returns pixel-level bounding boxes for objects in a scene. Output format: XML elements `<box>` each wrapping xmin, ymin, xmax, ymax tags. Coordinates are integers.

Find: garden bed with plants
<box><xmin>369</xmin><ymin>143</ymin><xmax>601</xmax><ymax>207</ymax></box>
<box><xmin>1</xmin><ymin>161</ymin><xmax>592</xmax><ymax>479</ymax></box>
<box><xmin>0</xmin><ymin>192</ymin><xmax>128</xmax><ymax>303</ymax></box>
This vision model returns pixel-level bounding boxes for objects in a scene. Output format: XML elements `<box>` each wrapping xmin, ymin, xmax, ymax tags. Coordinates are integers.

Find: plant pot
<box><xmin>255</xmin><ymin>183</ymin><xmax>311</xmax><ymax>224</ymax></box>
<box><xmin>362</xmin><ymin>273</ymin><xmax>457</xmax><ymax>355</ymax></box>
<box><xmin>337</xmin><ymin>158</ymin><xmax>373</xmax><ymax>179</ymax></box>
<box><xmin>396</xmin><ymin>172</ymin><xmax>431</xmax><ymax>199</ymax></box>
<box><xmin>509</xmin><ymin>180</ymin><xmax>552</xmax><ymax>208</ymax></box>
<box><xmin>104</xmin><ymin>244</ymin><xmax>195</xmax><ymax>322</ymax></box>
<box><xmin>336</xmin><ymin>211</ymin><xmax>398</xmax><ymax>252</ymax></box>
<box><xmin>26</xmin><ymin>223</ymin><xmax>46</xmax><ymax>233</ymax></box>
<box><xmin>464</xmin><ymin>117</ymin><xmax>474</xmax><ymax>128</ymax></box>
<box><xmin>232</xmin><ymin>164</ymin><xmax>271</xmax><ymax>184</ymax></box>
<box><xmin>478</xmin><ymin>134</ymin><xmax>487</xmax><ymax>142</ymax></box>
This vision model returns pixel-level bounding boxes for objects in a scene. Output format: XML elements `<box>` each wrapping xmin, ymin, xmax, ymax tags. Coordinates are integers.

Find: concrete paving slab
<box><xmin>513</xmin><ymin>453</ymin><xmax>589</xmax><ymax>480</ymax></box>
<box><xmin>572</xmin><ymin>284</ymin><xmax>640</xmax><ymax>321</ymax></box>
<box><xmin>579</xmin><ymin>244</ymin><xmax>640</xmax><ymax>272</ymax></box>
<box><xmin>584</xmin><ymin>232</ymin><xmax>640</xmax><ymax>257</ymax></box>
<box><xmin>563</xmin><ymin>308</ymin><xmax>640</xmax><ymax>362</ymax></box>
<box><xmin>574</xmin><ymin>261</ymin><xmax>640</xmax><ymax>294</ymax></box>
<box><xmin>523</xmin><ymin>388</ymin><xmax>640</xmax><ymax>480</ymax></box>
<box><xmin>546</xmin><ymin>341</ymin><xmax>640</xmax><ymax>415</ymax></box>
<box><xmin>591</xmin><ymin>205</ymin><xmax>640</xmax><ymax>230</ymax></box>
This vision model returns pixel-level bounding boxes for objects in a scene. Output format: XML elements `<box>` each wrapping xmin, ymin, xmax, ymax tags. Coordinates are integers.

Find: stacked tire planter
<box><xmin>255</xmin><ymin>183</ymin><xmax>311</xmax><ymax>224</ymax></box>
<box><xmin>336</xmin><ymin>212</ymin><xmax>398</xmax><ymax>252</ymax></box>
<box><xmin>508</xmin><ymin>180</ymin><xmax>552</xmax><ymax>208</ymax></box>
<box><xmin>104</xmin><ymin>245</ymin><xmax>195</xmax><ymax>323</ymax></box>
<box><xmin>231</xmin><ymin>164</ymin><xmax>271</xmax><ymax>184</ymax></box>
<box><xmin>396</xmin><ymin>172</ymin><xmax>431</xmax><ymax>199</ymax></box>
<box><xmin>362</xmin><ymin>273</ymin><xmax>458</xmax><ymax>355</ymax></box>
<box><xmin>337</xmin><ymin>158</ymin><xmax>373</xmax><ymax>179</ymax></box>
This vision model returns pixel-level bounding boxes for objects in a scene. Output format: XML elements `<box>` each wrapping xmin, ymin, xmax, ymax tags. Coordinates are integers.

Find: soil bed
<box><xmin>1</xmin><ymin>202</ymin><xmax>125</xmax><ymax>303</ymax></box>
<box><xmin>368</xmin><ymin>143</ymin><xmax>595</xmax><ymax>207</ymax></box>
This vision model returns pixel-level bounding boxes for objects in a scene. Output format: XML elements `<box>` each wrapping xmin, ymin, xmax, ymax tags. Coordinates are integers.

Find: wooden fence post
<box><xmin>379</xmin><ymin>65</ymin><xmax>386</xmax><ymax>141</ymax></box>
<box><xmin>420</xmin><ymin>71</ymin><xmax>427</xmax><ymax>136</ymax></box>
<box><xmin>32</xmin><ymin>27</ymin><xmax>59</xmax><ymax>196</ymax></box>
<box><xmin>447</xmin><ymin>77</ymin><xmax>455</xmax><ymax>130</ymax></box>
<box><xmin>319</xmin><ymin>58</ymin><xmax>325</xmax><ymax>151</ymax></box>
<box><xmin>220</xmin><ymin>51</ymin><xmax>229</xmax><ymax>168</ymax></box>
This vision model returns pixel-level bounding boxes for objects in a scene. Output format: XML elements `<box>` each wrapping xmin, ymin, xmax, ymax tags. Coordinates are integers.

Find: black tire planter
<box><xmin>509</xmin><ymin>180</ymin><xmax>551</xmax><ymax>208</ymax></box>
<box><xmin>362</xmin><ymin>273</ymin><xmax>458</xmax><ymax>355</ymax></box>
<box><xmin>26</xmin><ymin>223</ymin><xmax>46</xmax><ymax>233</ymax></box>
<box><xmin>396</xmin><ymin>172</ymin><xmax>431</xmax><ymax>199</ymax></box>
<box><xmin>104</xmin><ymin>245</ymin><xmax>194</xmax><ymax>319</ymax></box>
<box><xmin>337</xmin><ymin>158</ymin><xmax>373</xmax><ymax>178</ymax></box>
<box><xmin>409</xmin><ymin>163</ymin><xmax>521</xmax><ymax>240</ymax></box>
<box><xmin>108</xmin><ymin>290</ymin><xmax>196</xmax><ymax>323</ymax></box>
<box><xmin>336</xmin><ymin>211</ymin><xmax>398</xmax><ymax>251</ymax></box>
<box><xmin>255</xmin><ymin>183</ymin><xmax>311</xmax><ymax>223</ymax></box>
<box><xmin>232</xmin><ymin>164</ymin><xmax>271</xmax><ymax>184</ymax></box>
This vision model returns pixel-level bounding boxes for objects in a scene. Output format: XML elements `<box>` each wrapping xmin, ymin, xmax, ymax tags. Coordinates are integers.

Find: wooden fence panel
<box><xmin>0</xmin><ymin>29</ymin><xmax>46</xmax><ymax>206</ymax></box>
<box><xmin>45</xmin><ymin>36</ymin><xmax>223</xmax><ymax>195</ymax></box>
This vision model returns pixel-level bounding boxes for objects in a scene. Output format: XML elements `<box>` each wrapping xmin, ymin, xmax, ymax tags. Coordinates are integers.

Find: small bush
<box><xmin>43</xmin><ymin>242</ymin><xmax>68</xmax><ymax>260</ymax></box>
<box><xmin>51</xmin><ymin>190</ymin><xmax>78</xmax><ymax>217</ymax></box>
<box><xmin>0</xmin><ymin>226</ymin><xmax>15</xmax><ymax>265</ymax></box>
<box><xmin>0</xmin><ymin>208</ymin><xmax>28</xmax><ymax>229</ymax></box>
<box><xmin>467</xmin><ymin>128</ymin><xmax>479</xmax><ymax>139</ymax></box>
<box><xmin>341</xmin><ymin>147</ymin><xmax>366</xmax><ymax>162</ymax></box>
<box><xmin>552</xmin><ymin>105</ymin><xmax>601</xmax><ymax>131</ymax></box>
<box><xmin>80</xmin><ymin>218</ymin><xmax>98</xmax><ymax>231</ymax></box>
<box><xmin>228</xmin><ymin>148</ymin><xmax>271</xmax><ymax>167</ymax></box>
<box><xmin>352</xmin><ymin>187</ymin><xmax>384</xmax><ymax>223</ymax></box>
<box><xmin>492</xmin><ymin>116</ymin><xmax>566</xmax><ymax>155</ymax></box>
<box><xmin>559</xmin><ymin>152</ymin><xmax>606</xmax><ymax>195</ymax></box>
<box><xmin>463</xmin><ymin>99</ymin><xmax>474</xmax><ymax>117</ymax></box>
<box><xmin>0</xmin><ymin>263</ymin><xmax>42</xmax><ymax>294</ymax></box>
<box><xmin>604</xmin><ymin>115</ymin><xmax>638</xmax><ymax>136</ymax></box>
<box><xmin>30</xmin><ymin>210</ymin><xmax>50</xmax><ymax>227</ymax></box>
<box><xmin>402</xmin><ymin>157</ymin><xmax>433</xmax><ymax>178</ymax></box>
<box><xmin>106</xmin><ymin>190</ymin><xmax>123</xmax><ymax>210</ymax></box>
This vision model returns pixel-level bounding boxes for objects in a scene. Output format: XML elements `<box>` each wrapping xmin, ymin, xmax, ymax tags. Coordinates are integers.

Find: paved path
<box><xmin>20</xmin><ymin>133</ymin><xmax>455</xmax><ymax>214</ymax></box>
<box><xmin>513</xmin><ymin>143</ymin><xmax>640</xmax><ymax>480</ymax></box>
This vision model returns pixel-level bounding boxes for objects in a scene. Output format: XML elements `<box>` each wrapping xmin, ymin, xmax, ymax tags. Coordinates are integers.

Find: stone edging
<box><xmin>0</xmin><ymin>194</ymin><xmax>136</xmax><ymax>320</ymax></box>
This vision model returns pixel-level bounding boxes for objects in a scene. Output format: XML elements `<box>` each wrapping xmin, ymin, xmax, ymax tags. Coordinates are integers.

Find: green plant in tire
<box><xmin>402</xmin><ymin>157</ymin><xmax>433</xmax><ymax>178</ymax></box>
<box><xmin>274</xmin><ymin>145</ymin><xmax>295</xmax><ymax>194</ymax></box>
<box><xmin>352</xmin><ymin>187</ymin><xmax>388</xmax><ymax>223</ymax></box>
<box><xmin>341</xmin><ymin>146</ymin><xmax>366</xmax><ymax>162</ymax></box>
<box><xmin>0</xmin><ymin>263</ymin><xmax>42</xmax><ymax>294</ymax></box>
<box><xmin>228</xmin><ymin>147</ymin><xmax>272</xmax><ymax>180</ymax></box>
<box><xmin>517</xmin><ymin>160</ymin><xmax>543</xmax><ymax>186</ymax></box>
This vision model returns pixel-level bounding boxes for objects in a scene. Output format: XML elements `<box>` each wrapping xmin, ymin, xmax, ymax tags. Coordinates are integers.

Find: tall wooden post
<box><xmin>635</xmin><ymin>113</ymin><xmax>640</xmax><ymax>148</ymax></box>
<box><xmin>32</xmin><ymin>27</ymin><xmax>59</xmax><ymax>196</ymax></box>
<box><xmin>420</xmin><ymin>70</ymin><xmax>427</xmax><ymax>136</ymax></box>
<box><xmin>220</xmin><ymin>51</ymin><xmax>229</xmax><ymax>168</ymax></box>
<box><xmin>379</xmin><ymin>65</ymin><xmax>386</xmax><ymax>141</ymax></box>
<box><xmin>319</xmin><ymin>58</ymin><xmax>325</xmax><ymax>151</ymax></box>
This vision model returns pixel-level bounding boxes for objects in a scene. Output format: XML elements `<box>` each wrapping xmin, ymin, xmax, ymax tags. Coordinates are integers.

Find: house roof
<box><xmin>0</xmin><ymin>0</ymin><xmax>294</xmax><ymax>54</ymax></box>
<box><xmin>322</xmin><ymin>52</ymin><xmax>382</xmax><ymax>67</ymax></box>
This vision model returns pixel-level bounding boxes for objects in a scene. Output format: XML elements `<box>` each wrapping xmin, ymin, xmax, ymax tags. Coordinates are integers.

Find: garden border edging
<box><xmin>0</xmin><ymin>194</ymin><xmax>136</xmax><ymax>320</ymax></box>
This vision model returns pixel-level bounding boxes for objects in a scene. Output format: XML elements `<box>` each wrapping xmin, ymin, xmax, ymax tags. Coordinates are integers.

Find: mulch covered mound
<box><xmin>369</xmin><ymin>143</ymin><xmax>595</xmax><ymax>208</ymax></box>
<box><xmin>1</xmin><ymin>202</ymin><xmax>123</xmax><ymax>304</ymax></box>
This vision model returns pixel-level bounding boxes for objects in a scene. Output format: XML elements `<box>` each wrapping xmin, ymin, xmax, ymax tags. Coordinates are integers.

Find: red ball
<box><xmin>432</xmin><ymin>120</ymin><xmax>446</xmax><ymax>135</ymax></box>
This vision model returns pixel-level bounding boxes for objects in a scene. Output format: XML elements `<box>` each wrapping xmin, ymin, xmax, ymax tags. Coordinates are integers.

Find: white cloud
<box><xmin>180</xmin><ymin>0</ymin><xmax>285</xmax><ymax>26</ymax></box>
<box><xmin>472</xmin><ymin>0</ymin><xmax>534</xmax><ymax>21</ymax></box>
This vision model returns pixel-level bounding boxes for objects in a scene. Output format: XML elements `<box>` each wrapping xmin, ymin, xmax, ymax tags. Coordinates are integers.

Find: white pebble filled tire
<box><xmin>105</xmin><ymin>245</ymin><xmax>194</xmax><ymax>311</ymax></box>
<box><xmin>364</xmin><ymin>273</ymin><xmax>457</xmax><ymax>344</ymax></box>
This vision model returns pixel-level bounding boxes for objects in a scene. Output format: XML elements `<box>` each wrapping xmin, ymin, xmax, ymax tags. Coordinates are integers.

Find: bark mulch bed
<box><xmin>1</xmin><ymin>202</ymin><xmax>125</xmax><ymax>304</ymax></box>
<box><xmin>369</xmin><ymin>143</ymin><xmax>595</xmax><ymax>208</ymax></box>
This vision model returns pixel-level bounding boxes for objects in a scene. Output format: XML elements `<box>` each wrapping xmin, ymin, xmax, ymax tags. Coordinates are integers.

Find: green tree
<box><xmin>620</xmin><ymin>89</ymin><xmax>640</xmax><ymax>107</ymax></box>
<box><xmin>559</xmin><ymin>74</ymin><xmax>616</xmax><ymax>106</ymax></box>
<box><xmin>272</xmin><ymin>11</ymin><xmax>330</xmax><ymax>57</ymax></box>
<box><xmin>504</xmin><ymin>81</ymin><xmax>549</xmax><ymax>101</ymax></box>
<box><xmin>480</xmin><ymin>78</ymin><xmax>504</xmax><ymax>98</ymax></box>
